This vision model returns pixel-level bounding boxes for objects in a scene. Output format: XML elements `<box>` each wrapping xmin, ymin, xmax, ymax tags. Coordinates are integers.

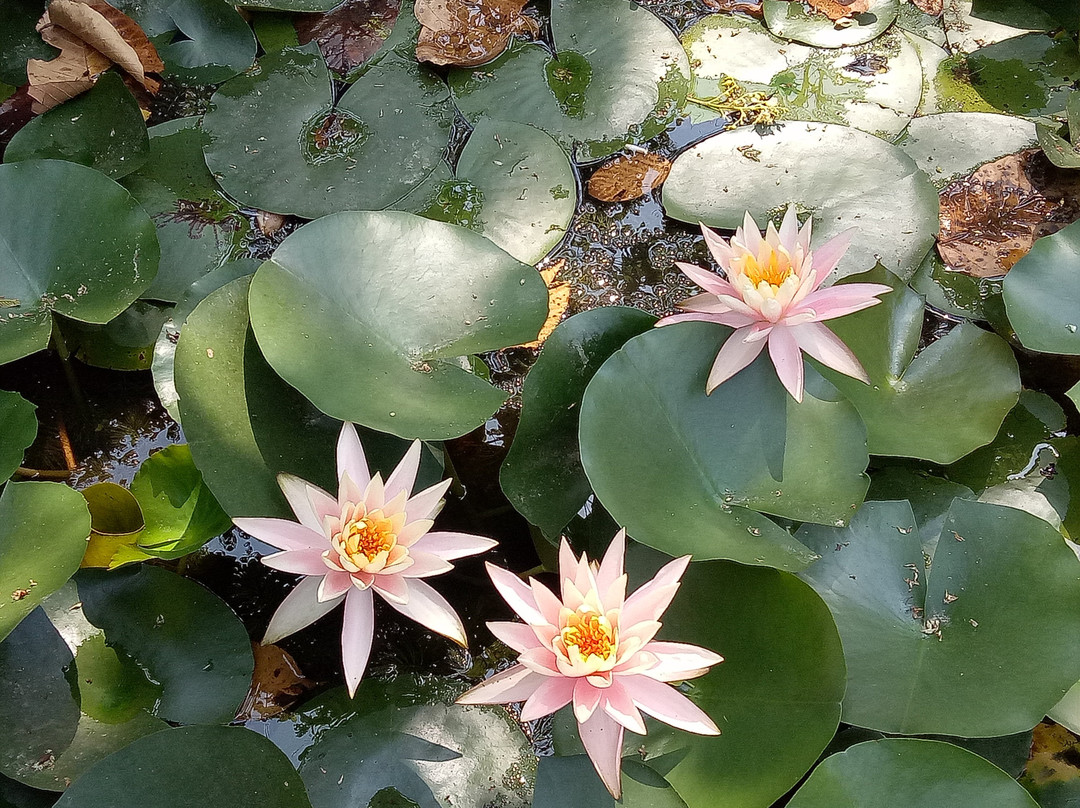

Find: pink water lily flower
<box><xmin>657</xmin><ymin>206</ymin><xmax>891</xmax><ymax>402</ymax></box>
<box><xmin>457</xmin><ymin>529</ymin><xmax>722</xmax><ymax>798</ymax></box>
<box><xmin>234</xmin><ymin>423</ymin><xmax>496</xmax><ymax>696</ymax></box>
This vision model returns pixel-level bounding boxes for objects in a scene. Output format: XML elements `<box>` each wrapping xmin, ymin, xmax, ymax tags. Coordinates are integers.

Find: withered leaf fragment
<box><xmin>295</xmin><ymin>0</ymin><xmax>401</xmax><ymax>78</ymax></box>
<box><xmin>805</xmin><ymin>0</ymin><xmax>870</xmax><ymax>21</ymax></box>
<box><xmin>235</xmin><ymin>643</ymin><xmax>314</xmax><ymax>721</ymax></box>
<box><xmin>912</xmin><ymin>0</ymin><xmax>943</xmax><ymax>15</ymax></box>
<box><xmin>518</xmin><ymin>258</ymin><xmax>569</xmax><ymax>349</ymax></box>
<box><xmin>415</xmin><ymin>0</ymin><xmax>539</xmax><ymax>68</ymax></box>
<box><xmin>587</xmin><ymin>152</ymin><xmax>672</xmax><ymax>203</ymax></box>
<box><xmin>702</xmin><ymin>0</ymin><xmax>763</xmax><ymax>15</ymax></box>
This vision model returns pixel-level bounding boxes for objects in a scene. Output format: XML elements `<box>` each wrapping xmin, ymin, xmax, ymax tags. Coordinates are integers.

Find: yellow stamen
<box><xmin>561</xmin><ymin>612</ymin><xmax>616</xmax><ymax>662</ymax></box>
<box><xmin>742</xmin><ymin>251</ymin><xmax>793</xmax><ymax>289</ymax></box>
<box><xmin>339</xmin><ymin>515</ymin><xmax>396</xmax><ymax>564</ymax></box>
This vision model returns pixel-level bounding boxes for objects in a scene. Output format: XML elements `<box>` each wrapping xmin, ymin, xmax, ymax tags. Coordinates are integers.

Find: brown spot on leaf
<box><xmin>235</xmin><ymin>643</ymin><xmax>314</xmax><ymax>721</ymax></box>
<box><xmin>587</xmin><ymin>152</ymin><xmax>672</xmax><ymax>203</ymax></box>
<box><xmin>415</xmin><ymin>0</ymin><xmax>539</xmax><ymax>68</ymax></box>
<box><xmin>295</xmin><ymin>0</ymin><xmax>401</xmax><ymax>78</ymax></box>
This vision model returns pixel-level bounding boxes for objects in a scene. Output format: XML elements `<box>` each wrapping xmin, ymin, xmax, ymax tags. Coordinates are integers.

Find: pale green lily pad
<box><xmin>151</xmin><ymin>0</ymin><xmax>257</xmax><ymax>83</ymax></box>
<box><xmin>57</xmin><ymin>302</ymin><xmax>171</xmax><ymax>371</ymax></box>
<box><xmin>0</xmin><ymin>160</ymin><xmax>159</xmax><ymax>365</ymax></box>
<box><xmin>1003</xmin><ymin>219</ymin><xmax>1080</xmax><ymax>356</ymax></box>
<box><xmin>906</xmin><ymin>31</ymin><xmax>949</xmax><ymax>115</ymax></box>
<box><xmin>203</xmin><ymin>44</ymin><xmax>454</xmax><ymax>219</ymax></box>
<box><xmin>763</xmin><ymin>0</ymin><xmax>900</xmax><ymax>48</ymax></box>
<box><xmin>3</xmin><ymin>73</ymin><xmax>149</xmax><ymax>179</ymax></box>
<box><xmin>866</xmin><ymin>465</ymin><xmax>975</xmax><ymax>552</ymax></box>
<box><xmin>662</xmin><ymin>123</ymin><xmax>939</xmax><ymax>281</ymax></box>
<box><xmin>448</xmin><ymin>0</ymin><xmax>690</xmax><ymax>162</ymax></box>
<box><xmin>897</xmin><ymin>112</ymin><xmax>1038</xmax><ymax>186</ymax></box>
<box><xmin>797</xmin><ymin>499</ymin><xmax>1080</xmax><ymax>736</ymax></box>
<box><xmin>1049</xmin><ymin>680</ymin><xmax>1080</xmax><ymax>735</ymax></box>
<box><xmin>394</xmin><ymin>119</ymin><xmax>576</xmax><ymax>265</ymax></box>
<box><xmin>943</xmin><ymin>0</ymin><xmax>1059</xmax><ymax>53</ymax></box>
<box><xmin>579</xmin><ymin>322</ymin><xmax>870</xmax><ymax>571</ymax></box>
<box><xmin>908</xmin><ymin>249</ymin><xmax>1000</xmax><ymax>320</ymax></box>
<box><xmin>120</xmin><ymin>117</ymin><xmax>249</xmax><ymax>304</ymax></box>
<box><xmin>1069</xmin><ymin>380</ymin><xmax>1080</xmax><ymax>413</ymax></box>
<box><xmin>786</xmin><ymin>739</ymin><xmax>1040</xmax><ymax>807</ymax></box>
<box><xmin>534</xmin><ymin>756</ymin><xmax>686</xmax><ymax>808</ymax></box>
<box><xmin>0</xmin><ymin>482</ymin><xmax>90</xmax><ymax>643</ymax></box>
<box><xmin>248</xmin><ymin>211</ymin><xmax>547</xmax><ymax>440</ymax></box>
<box><xmin>817</xmin><ymin>266</ymin><xmax>1020</xmax><ymax>463</ymax></box>
<box><xmin>0</xmin><ymin>390</ymin><xmax>36</xmax><ymax>482</ymax></box>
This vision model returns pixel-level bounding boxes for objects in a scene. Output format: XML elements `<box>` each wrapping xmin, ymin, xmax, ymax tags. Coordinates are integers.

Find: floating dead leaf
<box><xmin>235</xmin><ymin>642</ymin><xmax>314</xmax><ymax>721</ymax></box>
<box><xmin>255</xmin><ymin>210</ymin><xmax>287</xmax><ymax>236</ymax></box>
<box><xmin>912</xmin><ymin>0</ymin><xmax>943</xmax><ymax>15</ymax></box>
<box><xmin>415</xmin><ymin>0</ymin><xmax>539</xmax><ymax>68</ymax></box>
<box><xmin>805</xmin><ymin>0</ymin><xmax>870</xmax><ymax>21</ymax></box>
<box><xmin>587</xmin><ymin>152</ymin><xmax>672</xmax><ymax>203</ymax></box>
<box><xmin>295</xmin><ymin>0</ymin><xmax>401</xmax><ymax>78</ymax></box>
<box><xmin>702</xmin><ymin>0</ymin><xmax>763</xmax><ymax>15</ymax></box>
<box><xmin>938</xmin><ymin>149</ymin><xmax>1080</xmax><ymax>278</ymax></box>
<box><xmin>519</xmin><ymin>258</ymin><xmax>569</xmax><ymax>349</ymax></box>
<box><xmin>1023</xmin><ymin>721</ymin><xmax>1080</xmax><ymax>788</ymax></box>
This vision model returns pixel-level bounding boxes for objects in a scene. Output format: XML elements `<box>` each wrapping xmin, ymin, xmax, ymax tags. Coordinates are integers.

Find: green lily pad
<box><xmin>763</xmin><ymin>0</ymin><xmax>900</xmax><ymax>49</ymax></box>
<box><xmin>1003</xmin><ymin>219</ymin><xmax>1080</xmax><ymax>356</ymax></box>
<box><xmin>0</xmin><ymin>160</ymin><xmax>159</xmax><ymax>365</ymax></box>
<box><xmin>816</xmin><ymin>266</ymin><xmax>1020</xmax><ymax>463</ymax></box>
<box><xmin>296</xmin><ymin>682</ymin><xmax>533</xmax><ymax>808</ymax></box>
<box><xmin>57</xmin><ymin>302</ymin><xmax>171</xmax><ymax>371</ymax></box>
<box><xmin>1050</xmin><ymin>681</ymin><xmax>1080</xmax><ymax>734</ymax></box>
<box><xmin>897</xmin><ymin>112</ymin><xmax>1038</xmax><ymax>186</ymax></box>
<box><xmin>1036</xmin><ymin>91</ymin><xmax>1080</xmax><ymax>168</ymax></box>
<box><xmin>0</xmin><ymin>0</ymin><xmax>54</xmax><ymax>86</ymax></box>
<box><xmin>501</xmin><ymin>308</ymin><xmax>656</xmax><ymax>538</ymax></box>
<box><xmin>448</xmin><ymin>0</ymin><xmax>690</xmax><ymax>162</ymax></box>
<box><xmin>907</xmin><ymin>32</ymin><xmax>949</xmax><ymax>115</ymax></box>
<box><xmin>82</xmin><ymin>482</ymin><xmax>144</xmax><ymax>537</ymax></box>
<box><xmin>53</xmin><ymin>726</ymin><xmax>313</xmax><ymax>807</ymax></box>
<box><xmin>942</xmin><ymin>0</ymin><xmax>1047</xmax><ymax>53</ymax></box>
<box><xmin>0</xmin><ymin>773</ymin><xmax>58</xmax><ymax>808</ymax></box>
<box><xmin>234</xmin><ymin>0</ymin><xmax>338</xmax><ymax>11</ymax></box>
<box><xmin>4</xmin><ymin>73</ymin><xmax>149</xmax><ymax>179</ymax></box>
<box><xmin>394</xmin><ymin>118</ymin><xmax>576</xmax><ymax>265</ymax></box>
<box><xmin>247</xmin><ymin>211</ymin><xmax>547</xmax><ymax>440</ymax></box>
<box><xmin>908</xmin><ymin>249</ymin><xmax>1001</xmax><ymax>321</ymax></box>
<box><xmin>661</xmin><ymin>123</ymin><xmax>940</xmax><ymax>281</ymax></box>
<box><xmin>75</xmin><ymin>565</ymin><xmax>254</xmax><ymax>725</ymax></box>
<box><xmin>797</xmin><ymin>499</ymin><xmax>1080</xmax><ymax>736</ymax></box>
<box><xmin>151</xmin><ymin>0</ymin><xmax>257</xmax><ymax>83</ymax></box>
<box><xmin>202</xmin><ymin>44</ymin><xmax>454</xmax><ymax>219</ymax></box>
<box><xmin>621</xmin><ymin>546</ymin><xmax>846</xmax><ymax>808</ymax></box>
<box><xmin>533</xmin><ymin>756</ymin><xmax>686</xmax><ymax>808</ymax></box>
<box><xmin>786</xmin><ymin>739</ymin><xmax>1040</xmax><ymax>807</ymax></box>
<box><xmin>969</xmin><ymin>0</ymin><xmax>1078</xmax><ymax>31</ymax></box>
<box><xmin>120</xmin><ymin>118</ymin><xmax>249</xmax><ymax>304</ymax></box>
<box><xmin>579</xmin><ymin>322</ymin><xmax>870</xmax><ymax>571</ymax></box>
<box><xmin>866</xmin><ymin>465</ymin><xmax>975</xmax><ymax>552</ymax></box>
<box><xmin>0</xmin><ymin>482</ymin><xmax>90</xmax><ymax>643</ymax></box>
<box><xmin>0</xmin><ymin>390</ymin><xmax>36</xmax><ymax>482</ymax></box>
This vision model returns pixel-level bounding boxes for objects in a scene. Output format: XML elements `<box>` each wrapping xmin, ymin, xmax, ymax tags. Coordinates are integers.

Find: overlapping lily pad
<box><xmin>534</xmin><ymin>756</ymin><xmax>686</xmax><ymax>808</ymax></box>
<box><xmin>786</xmin><ymin>739</ymin><xmax>1040</xmax><ymax>807</ymax></box>
<box><xmin>763</xmin><ymin>0</ymin><xmax>900</xmax><ymax>48</ymax></box>
<box><xmin>662</xmin><ymin>123</ymin><xmax>939</xmax><ymax>281</ymax></box>
<box><xmin>501</xmin><ymin>308</ymin><xmax>655</xmax><ymax>538</ymax></box>
<box><xmin>0</xmin><ymin>390</ymin><xmax>36</xmax><ymax>482</ymax></box>
<box><xmin>395</xmin><ymin>118</ymin><xmax>577</xmax><ymax>265</ymax></box>
<box><xmin>579</xmin><ymin>322</ymin><xmax>870</xmax><ymax>571</ymax></box>
<box><xmin>816</xmin><ymin>266</ymin><xmax>1020</xmax><ymax>463</ymax></box>
<box><xmin>897</xmin><ymin>112</ymin><xmax>1038</xmax><ymax>185</ymax></box>
<box><xmin>0</xmin><ymin>160</ymin><xmax>159</xmax><ymax>365</ymax></box>
<box><xmin>1003</xmin><ymin>219</ymin><xmax>1080</xmax><ymax>356</ymax></box>
<box><xmin>247</xmin><ymin>211</ymin><xmax>548</xmax><ymax>440</ymax></box>
<box><xmin>202</xmin><ymin>43</ymin><xmax>454</xmax><ymax>218</ymax></box>
<box><xmin>148</xmin><ymin>0</ymin><xmax>257</xmax><ymax>83</ymax></box>
<box><xmin>448</xmin><ymin>0</ymin><xmax>691</xmax><ymax>162</ymax></box>
<box><xmin>797</xmin><ymin>499</ymin><xmax>1080</xmax><ymax>736</ymax></box>
<box><xmin>57</xmin><ymin>302</ymin><xmax>172</xmax><ymax>371</ymax></box>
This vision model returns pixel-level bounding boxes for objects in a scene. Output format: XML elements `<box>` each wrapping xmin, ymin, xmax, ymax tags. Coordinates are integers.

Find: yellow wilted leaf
<box><xmin>519</xmin><ymin>258</ymin><xmax>570</xmax><ymax>349</ymax></box>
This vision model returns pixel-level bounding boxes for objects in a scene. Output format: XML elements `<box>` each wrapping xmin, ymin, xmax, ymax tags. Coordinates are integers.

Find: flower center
<box><xmin>339</xmin><ymin>515</ymin><xmax>397</xmax><ymax>564</ymax></box>
<box><xmin>561</xmin><ymin>612</ymin><xmax>616</xmax><ymax>663</ymax></box>
<box><xmin>741</xmin><ymin>251</ymin><xmax>793</xmax><ymax>290</ymax></box>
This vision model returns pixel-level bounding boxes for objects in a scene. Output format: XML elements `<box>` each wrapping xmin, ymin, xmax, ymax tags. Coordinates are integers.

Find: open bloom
<box><xmin>234</xmin><ymin>423</ymin><xmax>496</xmax><ymax>696</ymax></box>
<box><xmin>457</xmin><ymin>530</ymin><xmax>722</xmax><ymax>798</ymax></box>
<box><xmin>657</xmin><ymin>206</ymin><xmax>891</xmax><ymax>402</ymax></box>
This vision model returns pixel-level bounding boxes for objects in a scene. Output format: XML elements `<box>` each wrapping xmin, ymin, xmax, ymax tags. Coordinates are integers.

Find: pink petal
<box><xmin>797</xmin><ymin>214</ymin><xmax>813</xmax><ymax>253</ymax></box>
<box><xmin>642</xmin><ymin>641</ymin><xmax>724</xmax><ymax>681</ymax></box>
<box><xmin>573</xmin><ymin>678</ymin><xmax>603</xmax><ymax>722</ymax></box>
<box><xmin>384</xmin><ymin>578</ymin><xmax>467</xmax><ymax>646</ymax></box>
<box><xmin>263</xmin><ymin>575</ymin><xmax>343</xmax><ymax>644</ymax></box>
<box><xmin>557</xmin><ymin>539</ymin><xmax>579</xmax><ymax>594</ymax></box>
<box><xmin>396</xmin><ymin>519</ymin><xmax>434</xmax><ymax>547</ymax></box>
<box><xmin>364</xmin><ymin>473</ymin><xmax>385</xmax><ymax>510</ymax></box>
<box><xmin>318</xmin><ymin>571</ymin><xmax>354</xmax><ymax>601</ymax></box>
<box><xmin>792</xmin><ymin>283</ymin><xmax>891</xmax><ymax>321</ymax></box>
<box><xmin>519</xmin><ymin>646</ymin><xmax>561</xmax><ymax>675</ymax></box>
<box><xmin>488</xmin><ymin>621</ymin><xmax>544</xmax><ymax>653</ymax></box>
<box><xmin>457</xmin><ymin>664</ymin><xmax>546</xmax><ymax>705</ymax></box>
<box><xmin>372</xmin><ymin>573</ymin><xmax>409</xmax><ymax>604</ymax></box>
<box><xmin>675</xmin><ymin>261</ymin><xmax>735</xmax><ymax>296</ymax></box>
<box><xmin>621</xmin><ymin>555</ymin><xmax>689</xmax><ymax>628</ymax></box>
<box><xmin>706</xmin><ymin>327</ymin><xmax>767</xmax><ymax>394</ymax></box>
<box><xmin>788</xmin><ymin>321</ymin><xmax>870</xmax><ymax>383</ymax></box>
<box><xmin>807</xmin><ymin>227</ymin><xmax>856</xmax><ymax>287</ymax></box>
<box><xmin>405</xmin><ymin>478</ymin><xmax>452</xmax><ymax>522</ymax></box>
<box><xmin>409</xmin><ymin>531</ymin><xmax>497</xmax><ymax>560</ymax></box>
<box><xmin>602</xmin><ymin>680</ymin><xmax>647</xmax><ymax>734</ymax></box>
<box><xmin>778</xmin><ymin>204</ymin><xmax>798</xmax><ymax>247</ymax></box>
<box><xmin>656</xmin><ymin>311</ymin><xmax>725</xmax><ymax>328</ymax></box>
<box><xmin>397</xmin><ymin>550</ymin><xmax>455</xmax><ymax>578</ymax></box>
<box><xmin>233</xmin><ymin>518</ymin><xmax>324</xmax><ymax>551</ymax></box>
<box><xmin>342</xmin><ymin>587</ymin><xmax>375</xmax><ymax>697</ymax></box>
<box><xmin>530</xmin><ymin>578</ymin><xmax>563</xmax><ymax>626</ymax></box>
<box><xmin>487</xmin><ymin>563</ymin><xmax>545</xmax><ymax>624</ymax></box>
<box><xmin>262</xmin><ymin>548</ymin><xmax>332</xmax><ymax>576</ymax></box>
<box><xmin>767</xmin><ymin>326</ymin><xmax>805</xmax><ymax>402</ymax></box>
<box><xmin>277</xmin><ymin>473</ymin><xmax>337</xmax><ymax>533</ymax></box>
<box><xmin>578</xmin><ymin>708</ymin><xmax>625</xmax><ymax>799</ymax></box>
<box><xmin>740</xmin><ymin>211</ymin><xmax>763</xmax><ymax>254</ymax></box>
<box><xmin>624</xmin><ymin>674</ymin><xmax>720</xmax><ymax>735</ymax></box>
<box><xmin>385</xmin><ymin>440</ymin><xmax>422</xmax><ymax>503</ymax></box>
<box><xmin>700</xmin><ymin>224</ymin><xmax>734</xmax><ymax>269</ymax></box>
<box><xmin>596</xmin><ymin>529</ymin><xmax>626</xmax><ymax>594</ymax></box>
<box><xmin>520</xmin><ymin>676</ymin><xmax>576</xmax><ymax>721</ymax></box>
<box><xmin>336</xmin><ymin>422</ymin><xmax>371</xmax><ymax>493</ymax></box>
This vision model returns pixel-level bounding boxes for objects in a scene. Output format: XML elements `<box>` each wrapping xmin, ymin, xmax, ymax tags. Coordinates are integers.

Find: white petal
<box><xmin>384</xmin><ymin>440</ymin><xmax>422</xmax><ymax>503</ymax></box>
<box><xmin>263</xmin><ymin>576</ymin><xmax>343</xmax><ymax>644</ymax></box>
<box><xmin>384</xmin><ymin>578</ymin><xmax>468</xmax><ymax>646</ymax></box>
<box><xmin>342</xmin><ymin>587</ymin><xmax>375</xmax><ymax>697</ymax></box>
<box><xmin>336</xmin><ymin>422</ymin><xmax>371</xmax><ymax>492</ymax></box>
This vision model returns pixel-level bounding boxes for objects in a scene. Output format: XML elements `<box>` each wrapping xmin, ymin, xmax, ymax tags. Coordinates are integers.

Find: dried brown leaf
<box><xmin>587</xmin><ymin>152</ymin><xmax>673</xmax><ymax>203</ymax></box>
<box><xmin>26</xmin><ymin>24</ymin><xmax>112</xmax><ymax>113</ymax></box>
<box><xmin>519</xmin><ymin>258</ymin><xmax>570</xmax><ymax>349</ymax></box>
<box><xmin>295</xmin><ymin>0</ymin><xmax>401</xmax><ymax>77</ymax></box>
<box><xmin>235</xmin><ymin>643</ymin><xmax>314</xmax><ymax>721</ymax></box>
<box><xmin>255</xmin><ymin>210</ymin><xmax>288</xmax><ymax>236</ymax></box>
<box><xmin>46</xmin><ymin>1</ymin><xmax>162</xmax><ymax>85</ymax></box>
<box><xmin>912</xmin><ymin>0</ymin><xmax>943</xmax><ymax>15</ymax></box>
<box><xmin>415</xmin><ymin>0</ymin><xmax>538</xmax><ymax>68</ymax></box>
<box><xmin>806</xmin><ymin>0</ymin><xmax>870</xmax><ymax>21</ymax></box>
<box><xmin>1025</xmin><ymin>721</ymin><xmax>1079</xmax><ymax>788</ymax></box>
<box><xmin>702</xmin><ymin>0</ymin><xmax>763</xmax><ymax>16</ymax></box>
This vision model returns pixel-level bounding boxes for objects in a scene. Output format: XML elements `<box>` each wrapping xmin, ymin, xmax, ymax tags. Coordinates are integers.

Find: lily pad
<box><xmin>394</xmin><ymin>118</ymin><xmax>576</xmax><ymax>265</ymax></box>
<box><xmin>57</xmin><ymin>302</ymin><xmax>171</xmax><ymax>371</ymax></box>
<box><xmin>0</xmin><ymin>0</ymin><xmax>55</xmax><ymax>86</ymax></box>
<box><xmin>501</xmin><ymin>307</ymin><xmax>656</xmax><ymax>538</ymax></box>
<box><xmin>797</xmin><ymin>499</ymin><xmax>1080</xmax><ymax>736</ymax></box>
<box><xmin>75</xmin><ymin>565</ymin><xmax>254</xmax><ymax>724</ymax></box>
<box><xmin>235</xmin><ymin>0</ymin><xmax>339</xmax><ymax>11</ymax></box>
<box><xmin>816</xmin><ymin>266</ymin><xmax>1020</xmax><ymax>463</ymax></box>
<box><xmin>202</xmin><ymin>44</ymin><xmax>454</xmax><ymax>219</ymax></box>
<box><xmin>533</xmin><ymin>756</ymin><xmax>687</xmax><ymax>808</ymax></box>
<box><xmin>0</xmin><ymin>160</ymin><xmax>159</xmax><ymax>365</ymax></box>
<box><xmin>945</xmin><ymin>0</ymin><xmax>1064</xmax><ymax>53</ymax></box>
<box><xmin>0</xmin><ymin>482</ymin><xmax>90</xmax><ymax>643</ymax></box>
<box><xmin>897</xmin><ymin>112</ymin><xmax>1038</xmax><ymax>186</ymax></box>
<box><xmin>150</xmin><ymin>0</ymin><xmax>257</xmax><ymax>83</ymax></box>
<box><xmin>908</xmin><ymin>249</ymin><xmax>1001</xmax><ymax>321</ymax></box>
<box><xmin>866</xmin><ymin>465</ymin><xmax>974</xmax><ymax>551</ymax></box>
<box><xmin>1003</xmin><ymin>219</ymin><xmax>1080</xmax><ymax>356</ymax></box>
<box><xmin>448</xmin><ymin>0</ymin><xmax>691</xmax><ymax>162</ymax></box>
<box><xmin>579</xmin><ymin>322</ymin><xmax>870</xmax><ymax>571</ymax></box>
<box><xmin>661</xmin><ymin>122</ymin><xmax>940</xmax><ymax>281</ymax></box>
<box><xmin>786</xmin><ymin>739</ymin><xmax>1040</xmax><ymax>807</ymax></box>
<box><xmin>53</xmin><ymin>726</ymin><xmax>313</xmax><ymax>807</ymax></box>
<box><xmin>1050</xmin><ymin>681</ymin><xmax>1080</xmax><ymax>735</ymax></box>
<box><xmin>247</xmin><ymin>211</ymin><xmax>547</xmax><ymax>440</ymax></box>
<box><xmin>120</xmin><ymin>118</ymin><xmax>249</xmax><ymax>304</ymax></box>
<box><xmin>763</xmin><ymin>0</ymin><xmax>900</xmax><ymax>48</ymax></box>
<box><xmin>0</xmin><ymin>390</ymin><xmax>36</xmax><ymax>482</ymax></box>
<box><xmin>3</xmin><ymin>72</ymin><xmax>149</xmax><ymax>179</ymax></box>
